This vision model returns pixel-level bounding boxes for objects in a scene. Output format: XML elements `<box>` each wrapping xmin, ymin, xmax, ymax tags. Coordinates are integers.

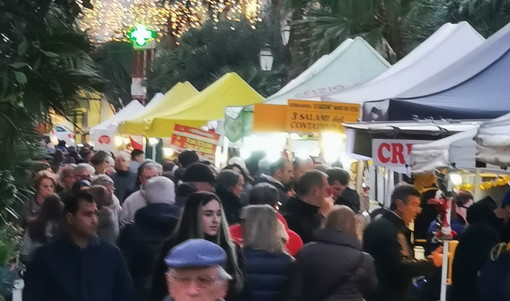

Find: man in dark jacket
<box><xmin>175</xmin><ymin>163</ymin><xmax>216</xmax><ymax>207</ymax></box>
<box><xmin>254</xmin><ymin>157</ymin><xmax>294</xmax><ymax>207</ymax></box>
<box><xmin>363</xmin><ymin>184</ymin><xmax>441</xmax><ymax>301</ymax></box>
<box><xmin>281</xmin><ymin>170</ymin><xmax>329</xmax><ymax>243</ymax></box>
<box><xmin>326</xmin><ymin>168</ymin><xmax>361</xmax><ymax>212</ymax></box>
<box><xmin>23</xmin><ymin>191</ymin><xmax>134</xmax><ymax>301</ymax></box>
<box><xmin>450</xmin><ymin>196</ymin><xmax>507</xmax><ymax>301</ymax></box>
<box><xmin>118</xmin><ymin>176</ymin><xmax>180</xmax><ymax>301</ymax></box>
<box><xmin>109</xmin><ymin>151</ymin><xmax>137</xmax><ymax>203</ymax></box>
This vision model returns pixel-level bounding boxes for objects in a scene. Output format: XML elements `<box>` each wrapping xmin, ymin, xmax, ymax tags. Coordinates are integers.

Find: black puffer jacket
<box><xmin>216</xmin><ymin>187</ymin><xmax>243</xmax><ymax>225</ymax></box>
<box><xmin>243</xmin><ymin>248</ymin><xmax>293</xmax><ymax>301</ymax></box>
<box><xmin>450</xmin><ymin>197</ymin><xmax>504</xmax><ymax>301</ymax></box>
<box><xmin>287</xmin><ymin>229</ymin><xmax>377</xmax><ymax>301</ymax></box>
<box><xmin>117</xmin><ymin>203</ymin><xmax>180</xmax><ymax>301</ymax></box>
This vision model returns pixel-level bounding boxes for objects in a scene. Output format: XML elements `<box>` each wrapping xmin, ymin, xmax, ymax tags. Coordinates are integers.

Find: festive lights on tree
<box><xmin>78</xmin><ymin>0</ymin><xmax>263</xmax><ymax>43</ymax></box>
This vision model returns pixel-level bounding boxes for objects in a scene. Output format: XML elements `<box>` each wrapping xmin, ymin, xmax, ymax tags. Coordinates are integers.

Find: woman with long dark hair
<box><xmin>21</xmin><ymin>194</ymin><xmax>64</xmax><ymax>263</ymax></box>
<box><xmin>151</xmin><ymin>192</ymin><xmax>245</xmax><ymax>301</ymax></box>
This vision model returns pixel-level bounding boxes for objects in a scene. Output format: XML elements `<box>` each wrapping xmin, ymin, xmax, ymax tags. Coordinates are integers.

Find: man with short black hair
<box><xmin>326</xmin><ymin>168</ymin><xmax>361</xmax><ymax>212</ymax></box>
<box><xmin>130</xmin><ymin>149</ymin><xmax>145</xmax><ymax>173</ymax></box>
<box><xmin>281</xmin><ymin>170</ymin><xmax>329</xmax><ymax>243</ymax></box>
<box><xmin>255</xmin><ymin>157</ymin><xmax>294</xmax><ymax>206</ymax></box>
<box><xmin>175</xmin><ymin>163</ymin><xmax>216</xmax><ymax>207</ymax></box>
<box><xmin>178</xmin><ymin>150</ymin><xmax>199</xmax><ymax>168</ymax></box>
<box><xmin>24</xmin><ymin>191</ymin><xmax>134</xmax><ymax>301</ymax></box>
<box><xmin>363</xmin><ymin>184</ymin><xmax>441</xmax><ymax>301</ymax></box>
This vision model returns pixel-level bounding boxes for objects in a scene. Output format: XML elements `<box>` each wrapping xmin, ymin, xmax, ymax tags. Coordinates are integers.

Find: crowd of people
<box><xmin>17</xmin><ymin>141</ymin><xmax>510</xmax><ymax>301</ymax></box>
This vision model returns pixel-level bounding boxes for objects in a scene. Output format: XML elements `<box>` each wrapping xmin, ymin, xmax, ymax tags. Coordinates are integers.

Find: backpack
<box><xmin>476</xmin><ymin>243</ymin><xmax>510</xmax><ymax>301</ymax></box>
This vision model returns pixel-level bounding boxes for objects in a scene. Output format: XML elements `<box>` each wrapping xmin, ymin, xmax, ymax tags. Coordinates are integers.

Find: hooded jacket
<box><xmin>450</xmin><ymin>197</ymin><xmax>504</xmax><ymax>301</ymax></box>
<box><xmin>288</xmin><ymin>229</ymin><xmax>377</xmax><ymax>301</ymax></box>
<box><xmin>117</xmin><ymin>203</ymin><xmax>180</xmax><ymax>301</ymax></box>
<box><xmin>216</xmin><ymin>187</ymin><xmax>243</xmax><ymax>225</ymax></box>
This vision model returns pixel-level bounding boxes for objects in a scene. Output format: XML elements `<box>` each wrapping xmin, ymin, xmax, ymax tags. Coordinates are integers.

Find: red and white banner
<box><xmin>170</xmin><ymin>125</ymin><xmax>220</xmax><ymax>162</ymax></box>
<box><xmin>372</xmin><ymin>139</ymin><xmax>427</xmax><ymax>173</ymax></box>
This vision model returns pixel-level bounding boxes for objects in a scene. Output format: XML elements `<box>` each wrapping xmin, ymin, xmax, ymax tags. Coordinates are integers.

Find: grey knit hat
<box><xmin>145</xmin><ymin>176</ymin><xmax>176</xmax><ymax>204</ymax></box>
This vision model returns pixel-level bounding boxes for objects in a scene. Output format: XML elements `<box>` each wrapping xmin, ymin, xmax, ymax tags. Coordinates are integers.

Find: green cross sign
<box><xmin>129</xmin><ymin>24</ymin><xmax>156</xmax><ymax>47</ymax></box>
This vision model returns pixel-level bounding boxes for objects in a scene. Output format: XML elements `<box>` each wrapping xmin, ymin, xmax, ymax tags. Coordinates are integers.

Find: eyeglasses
<box><xmin>168</xmin><ymin>275</ymin><xmax>220</xmax><ymax>288</ymax></box>
<box><xmin>77</xmin><ymin>174</ymin><xmax>92</xmax><ymax>180</ymax></box>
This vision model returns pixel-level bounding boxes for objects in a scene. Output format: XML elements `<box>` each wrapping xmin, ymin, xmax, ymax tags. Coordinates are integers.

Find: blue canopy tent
<box><xmin>368</xmin><ymin>22</ymin><xmax>510</xmax><ymax>121</ymax></box>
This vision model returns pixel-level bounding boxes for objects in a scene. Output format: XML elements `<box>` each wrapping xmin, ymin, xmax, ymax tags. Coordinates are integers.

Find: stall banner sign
<box><xmin>170</xmin><ymin>125</ymin><xmax>220</xmax><ymax>161</ymax></box>
<box><xmin>284</xmin><ymin>100</ymin><xmax>360</xmax><ymax>133</ymax></box>
<box><xmin>372</xmin><ymin>139</ymin><xmax>427</xmax><ymax>173</ymax></box>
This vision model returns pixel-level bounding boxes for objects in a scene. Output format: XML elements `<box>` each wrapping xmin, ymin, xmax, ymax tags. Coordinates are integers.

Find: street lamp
<box><xmin>281</xmin><ymin>21</ymin><xmax>290</xmax><ymax>46</ymax></box>
<box><xmin>259</xmin><ymin>44</ymin><xmax>274</xmax><ymax>71</ymax></box>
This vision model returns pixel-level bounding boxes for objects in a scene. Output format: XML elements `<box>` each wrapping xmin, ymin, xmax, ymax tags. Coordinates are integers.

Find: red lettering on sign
<box><xmin>391</xmin><ymin>143</ymin><xmax>405</xmax><ymax>164</ymax></box>
<box><xmin>377</xmin><ymin>143</ymin><xmax>391</xmax><ymax>164</ymax></box>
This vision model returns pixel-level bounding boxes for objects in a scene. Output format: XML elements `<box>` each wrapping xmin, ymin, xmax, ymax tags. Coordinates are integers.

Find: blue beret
<box><xmin>165</xmin><ymin>239</ymin><xmax>227</xmax><ymax>268</ymax></box>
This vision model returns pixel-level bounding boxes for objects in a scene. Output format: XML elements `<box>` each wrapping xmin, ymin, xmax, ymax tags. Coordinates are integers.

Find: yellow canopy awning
<box><xmin>146</xmin><ymin>72</ymin><xmax>264</xmax><ymax>137</ymax></box>
<box><xmin>118</xmin><ymin>82</ymin><xmax>199</xmax><ymax>135</ymax></box>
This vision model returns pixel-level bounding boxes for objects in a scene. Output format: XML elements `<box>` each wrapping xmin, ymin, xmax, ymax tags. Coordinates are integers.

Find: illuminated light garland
<box><xmin>78</xmin><ymin>0</ymin><xmax>262</xmax><ymax>43</ymax></box>
<box><xmin>453</xmin><ymin>175</ymin><xmax>510</xmax><ymax>191</ymax></box>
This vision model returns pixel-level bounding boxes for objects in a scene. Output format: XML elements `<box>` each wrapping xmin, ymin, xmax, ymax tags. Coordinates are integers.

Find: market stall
<box><xmin>371</xmin><ymin>22</ymin><xmax>510</xmax><ymax>120</ymax></box>
<box><xmin>145</xmin><ymin>72</ymin><xmax>264</xmax><ymax>138</ymax></box>
<box><xmin>476</xmin><ymin>112</ymin><xmax>510</xmax><ymax>166</ymax></box>
<box><xmin>89</xmin><ymin>100</ymin><xmax>144</xmax><ymax>152</ymax></box>
<box><xmin>224</xmin><ymin>37</ymin><xmax>390</xmax><ymax>142</ymax></box>
<box><xmin>322</xmin><ymin>22</ymin><xmax>483</xmax><ymax>106</ymax></box>
<box><xmin>118</xmin><ymin>81</ymin><xmax>199</xmax><ymax>136</ymax></box>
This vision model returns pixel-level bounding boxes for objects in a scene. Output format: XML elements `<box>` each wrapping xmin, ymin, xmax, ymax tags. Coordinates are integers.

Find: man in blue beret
<box><xmin>163</xmin><ymin>239</ymin><xmax>231</xmax><ymax>301</ymax></box>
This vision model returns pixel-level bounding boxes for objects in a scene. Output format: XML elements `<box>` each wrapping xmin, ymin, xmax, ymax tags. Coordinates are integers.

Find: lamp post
<box><xmin>281</xmin><ymin>21</ymin><xmax>290</xmax><ymax>46</ymax></box>
<box><xmin>259</xmin><ymin>44</ymin><xmax>274</xmax><ymax>71</ymax></box>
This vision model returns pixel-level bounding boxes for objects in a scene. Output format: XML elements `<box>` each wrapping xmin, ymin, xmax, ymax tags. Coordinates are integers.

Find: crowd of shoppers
<box><xmin>19</xmin><ymin>140</ymin><xmax>510</xmax><ymax>301</ymax></box>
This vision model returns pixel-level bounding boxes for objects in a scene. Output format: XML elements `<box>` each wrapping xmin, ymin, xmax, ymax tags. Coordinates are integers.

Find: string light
<box><xmin>453</xmin><ymin>175</ymin><xmax>510</xmax><ymax>191</ymax></box>
<box><xmin>78</xmin><ymin>0</ymin><xmax>262</xmax><ymax>43</ymax></box>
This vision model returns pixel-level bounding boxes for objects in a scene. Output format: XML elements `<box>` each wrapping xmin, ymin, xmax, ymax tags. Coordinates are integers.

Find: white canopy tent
<box><xmin>411</xmin><ymin>128</ymin><xmax>479</xmax><ymax>173</ymax></box>
<box><xmin>476</xmin><ymin>113</ymin><xmax>510</xmax><ymax>166</ymax></box>
<box><xmin>322</xmin><ymin>22</ymin><xmax>484</xmax><ymax>103</ymax></box>
<box><xmin>90</xmin><ymin>100</ymin><xmax>145</xmax><ymax>152</ymax></box>
<box><xmin>224</xmin><ymin>37</ymin><xmax>390</xmax><ymax>141</ymax></box>
<box><xmin>264</xmin><ymin>37</ymin><xmax>391</xmax><ymax>104</ymax></box>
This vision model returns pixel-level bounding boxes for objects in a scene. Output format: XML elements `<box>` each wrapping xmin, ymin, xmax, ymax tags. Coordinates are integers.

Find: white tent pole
<box><xmin>440</xmin><ymin>179</ymin><xmax>453</xmax><ymax>301</ymax></box>
<box><xmin>440</xmin><ymin>240</ymin><xmax>449</xmax><ymax>301</ymax></box>
<box><xmin>474</xmin><ymin>168</ymin><xmax>481</xmax><ymax>200</ymax></box>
